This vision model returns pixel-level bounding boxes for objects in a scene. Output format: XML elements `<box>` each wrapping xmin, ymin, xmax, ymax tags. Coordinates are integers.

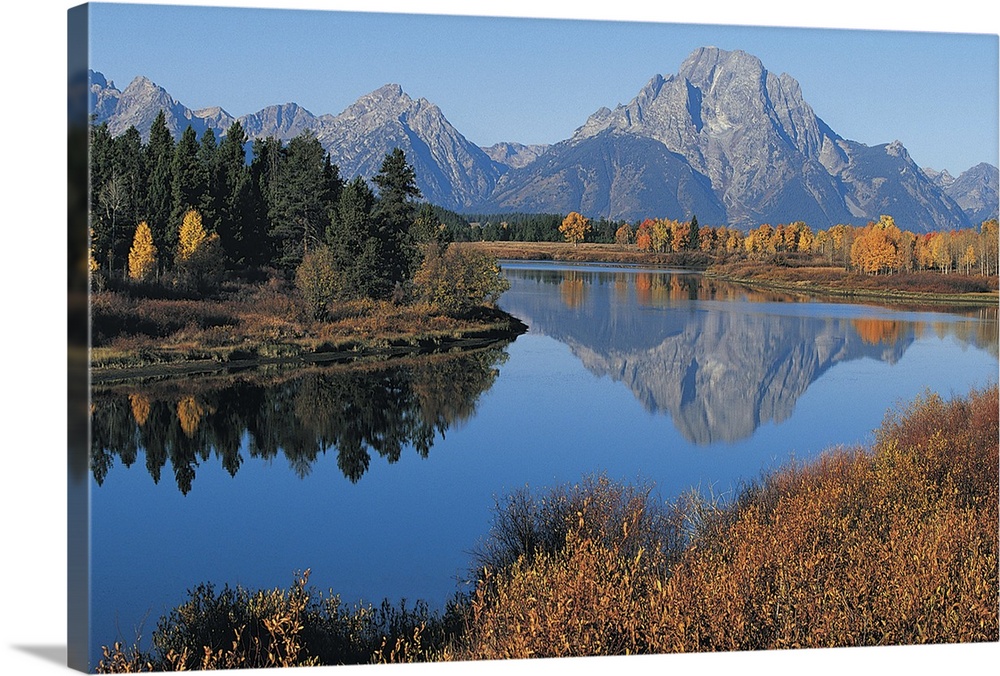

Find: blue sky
<box><xmin>86</xmin><ymin>1</ymin><xmax>998</xmax><ymax>174</ymax></box>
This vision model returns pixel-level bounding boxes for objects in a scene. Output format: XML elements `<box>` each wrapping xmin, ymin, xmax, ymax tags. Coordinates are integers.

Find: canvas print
<box><xmin>67</xmin><ymin>2</ymin><xmax>999</xmax><ymax>673</ymax></box>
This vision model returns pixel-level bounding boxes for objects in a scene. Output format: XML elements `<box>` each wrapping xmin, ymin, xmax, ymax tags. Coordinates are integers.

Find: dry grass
<box><xmin>90</xmin><ymin>276</ymin><xmax>522</xmax><ymax>371</ymax></box>
<box><xmin>96</xmin><ymin>571</ymin><xmax>458</xmax><ymax>672</ymax></box>
<box><xmin>708</xmin><ymin>260</ymin><xmax>999</xmax><ymax>304</ymax></box>
<box><xmin>459</xmin><ymin>240</ymin><xmax>711</xmax><ymax>268</ymax></box>
<box><xmin>447</xmin><ymin>385</ymin><xmax>998</xmax><ymax>659</ymax></box>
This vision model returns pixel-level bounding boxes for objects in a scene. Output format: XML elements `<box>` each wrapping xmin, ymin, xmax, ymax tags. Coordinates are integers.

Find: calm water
<box><xmin>87</xmin><ymin>263</ymin><xmax>998</xmax><ymax>667</ymax></box>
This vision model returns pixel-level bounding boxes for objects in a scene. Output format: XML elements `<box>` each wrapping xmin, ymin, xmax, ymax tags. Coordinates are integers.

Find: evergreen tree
<box><xmin>688</xmin><ymin>214</ymin><xmax>700</xmax><ymax>251</ymax></box>
<box><xmin>326</xmin><ymin>175</ymin><xmax>377</xmax><ymax>297</ymax></box>
<box><xmin>411</xmin><ymin>202</ymin><xmax>450</xmax><ymax>248</ymax></box>
<box><xmin>248</xmin><ymin>136</ymin><xmax>284</xmax><ymax>267</ymax></box>
<box><xmin>196</xmin><ymin>127</ymin><xmax>219</xmax><ymax>230</ymax></box>
<box><xmin>267</xmin><ymin>133</ymin><xmax>335</xmax><ymax>270</ymax></box>
<box><xmin>171</xmin><ymin>126</ymin><xmax>208</xmax><ymax>241</ymax></box>
<box><xmin>145</xmin><ymin>110</ymin><xmax>175</xmax><ymax>252</ymax></box>
<box><xmin>372</xmin><ymin>148</ymin><xmax>421</xmax><ymax>296</ymax></box>
<box><xmin>322</xmin><ymin>153</ymin><xmax>344</xmax><ymax>210</ymax></box>
<box><xmin>215</xmin><ymin>121</ymin><xmax>254</xmax><ymax>267</ymax></box>
<box><xmin>114</xmin><ymin>126</ymin><xmax>146</xmax><ymax>251</ymax></box>
<box><xmin>88</xmin><ymin>122</ymin><xmax>117</xmax><ymax>271</ymax></box>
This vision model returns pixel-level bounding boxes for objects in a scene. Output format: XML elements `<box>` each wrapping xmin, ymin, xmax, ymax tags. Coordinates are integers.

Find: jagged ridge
<box><xmin>89</xmin><ymin>47</ymin><xmax>997</xmax><ymax>231</ymax></box>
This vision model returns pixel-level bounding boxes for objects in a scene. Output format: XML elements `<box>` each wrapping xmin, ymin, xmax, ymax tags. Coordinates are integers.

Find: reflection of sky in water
<box><xmin>88</xmin><ymin>266</ymin><xmax>998</xmax><ymax>669</ymax></box>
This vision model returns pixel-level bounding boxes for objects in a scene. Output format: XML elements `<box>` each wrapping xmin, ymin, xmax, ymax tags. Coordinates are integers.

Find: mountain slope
<box><xmin>518</xmin><ymin>47</ymin><xmax>978</xmax><ymax>231</ymax></box>
<box><xmin>489</xmin><ymin>130</ymin><xmax>726</xmax><ymax>223</ymax></box>
<box><xmin>89</xmin><ymin>53</ymin><xmax>996</xmax><ymax>231</ymax></box>
<box><xmin>308</xmin><ymin>84</ymin><xmax>503</xmax><ymax>211</ymax></box>
<box><xmin>928</xmin><ymin>163</ymin><xmax>1000</xmax><ymax>225</ymax></box>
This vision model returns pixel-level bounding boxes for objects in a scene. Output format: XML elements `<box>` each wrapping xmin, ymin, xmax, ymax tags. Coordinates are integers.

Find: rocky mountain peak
<box><xmin>935</xmin><ymin>162</ymin><xmax>1000</xmax><ymax>223</ymax></box>
<box><xmin>89</xmin><ymin>69</ymin><xmax>109</xmax><ymax>89</ymax></box>
<box><xmin>354</xmin><ymin>83</ymin><xmax>411</xmax><ymax>111</ymax></box>
<box><xmin>677</xmin><ymin>46</ymin><xmax>765</xmax><ymax>90</ymax></box>
<box><xmin>121</xmin><ymin>75</ymin><xmax>165</xmax><ymax>98</ymax></box>
<box><xmin>885</xmin><ymin>139</ymin><xmax>909</xmax><ymax>159</ymax></box>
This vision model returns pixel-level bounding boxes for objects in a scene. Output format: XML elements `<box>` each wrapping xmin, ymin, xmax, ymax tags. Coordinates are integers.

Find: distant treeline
<box><xmin>418</xmin><ymin>208</ymin><xmax>998</xmax><ymax>276</ymax></box>
<box><xmin>446</xmin><ymin>212</ymin><xmax>628</xmax><ymax>244</ymax></box>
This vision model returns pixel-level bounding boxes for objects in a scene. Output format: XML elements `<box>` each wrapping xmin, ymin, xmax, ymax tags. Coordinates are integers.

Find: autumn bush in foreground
<box><xmin>97</xmin><ymin>386</ymin><xmax>998</xmax><ymax>670</ymax></box>
<box><xmin>452</xmin><ymin>386</ymin><xmax>998</xmax><ymax>659</ymax></box>
<box><xmin>96</xmin><ymin>571</ymin><xmax>461</xmax><ymax>672</ymax></box>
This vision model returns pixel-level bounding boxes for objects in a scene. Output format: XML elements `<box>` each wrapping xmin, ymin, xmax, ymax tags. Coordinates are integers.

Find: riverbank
<box><xmin>705</xmin><ymin>260</ymin><xmax>999</xmax><ymax>307</ymax></box>
<box><xmin>461</xmin><ymin>242</ymin><xmax>999</xmax><ymax>307</ymax></box>
<box><xmin>90</xmin><ymin>283</ymin><xmax>527</xmax><ymax>382</ymax></box>
<box><xmin>457</xmin><ymin>240</ymin><xmax>711</xmax><ymax>268</ymax></box>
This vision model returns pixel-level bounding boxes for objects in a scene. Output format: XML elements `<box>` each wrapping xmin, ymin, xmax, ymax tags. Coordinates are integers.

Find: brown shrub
<box><xmin>449</xmin><ymin>386</ymin><xmax>999</xmax><ymax>659</ymax></box>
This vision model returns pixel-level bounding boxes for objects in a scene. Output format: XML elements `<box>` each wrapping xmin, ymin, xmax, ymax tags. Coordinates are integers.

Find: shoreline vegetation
<box><xmin>96</xmin><ymin>385</ymin><xmax>999</xmax><ymax>671</ymax></box>
<box><xmin>461</xmin><ymin>240</ymin><xmax>999</xmax><ymax>307</ymax></box>
<box><xmin>91</xmin><ymin>237</ymin><xmax>996</xmax><ymax>382</ymax></box>
<box><xmin>90</xmin><ymin>281</ymin><xmax>526</xmax><ymax>383</ymax></box>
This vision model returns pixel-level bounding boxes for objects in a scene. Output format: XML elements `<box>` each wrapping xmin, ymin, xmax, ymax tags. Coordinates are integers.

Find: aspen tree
<box><xmin>176</xmin><ymin>209</ymin><xmax>208</xmax><ymax>263</ymax></box>
<box><xmin>559</xmin><ymin>211</ymin><xmax>591</xmax><ymax>246</ymax></box>
<box><xmin>127</xmin><ymin>221</ymin><xmax>157</xmax><ymax>281</ymax></box>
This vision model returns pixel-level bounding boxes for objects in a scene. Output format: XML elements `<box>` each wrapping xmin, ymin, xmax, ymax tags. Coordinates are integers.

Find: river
<box><xmin>86</xmin><ymin>262</ymin><xmax>998</xmax><ymax>667</ymax></box>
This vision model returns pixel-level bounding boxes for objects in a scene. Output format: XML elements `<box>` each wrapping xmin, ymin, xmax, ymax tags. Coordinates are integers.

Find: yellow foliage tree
<box><xmin>651</xmin><ymin>219</ymin><xmax>671</xmax><ymax>253</ymax></box>
<box><xmin>851</xmin><ymin>217</ymin><xmax>899</xmax><ymax>275</ymax></box>
<box><xmin>127</xmin><ymin>221</ymin><xmax>158</xmax><ymax>281</ymax></box>
<box><xmin>959</xmin><ymin>245</ymin><xmax>978</xmax><ymax>274</ymax></box>
<box><xmin>176</xmin><ymin>209</ymin><xmax>208</xmax><ymax>263</ymax></box>
<box><xmin>614</xmin><ymin>224</ymin><xmax>632</xmax><ymax>249</ymax></box>
<box><xmin>295</xmin><ymin>246</ymin><xmax>344</xmax><ymax>320</ymax></box>
<box><xmin>670</xmin><ymin>219</ymin><xmax>691</xmax><ymax>253</ymax></box>
<box><xmin>559</xmin><ymin>212</ymin><xmax>591</xmax><ymax>246</ymax></box>
<box><xmin>175</xmin><ymin>209</ymin><xmax>224</xmax><ymax>292</ymax></box>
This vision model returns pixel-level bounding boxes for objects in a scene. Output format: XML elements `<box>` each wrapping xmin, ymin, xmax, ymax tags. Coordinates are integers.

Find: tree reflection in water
<box><xmin>90</xmin><ymin>346</ymin><xmax>509</xmax><ymax>494</ymax></box>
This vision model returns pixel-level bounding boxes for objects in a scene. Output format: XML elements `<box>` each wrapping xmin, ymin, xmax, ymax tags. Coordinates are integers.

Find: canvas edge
<box><xmin>68</xmin><ymin>3</ymin><xmax>92</xmax><ymax>673</ymax></box>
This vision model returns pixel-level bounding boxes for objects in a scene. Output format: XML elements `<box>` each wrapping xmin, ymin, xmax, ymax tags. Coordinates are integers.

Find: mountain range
<box><xmin>89</xmin><ymin>47</ymin><xmax>998</xmax><ymax>232</ymax></box>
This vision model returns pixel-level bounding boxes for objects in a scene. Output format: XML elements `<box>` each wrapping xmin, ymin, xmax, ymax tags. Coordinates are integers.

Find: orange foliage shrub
<box><xmin>450</xmin><ymin>386</ymin><xmax>998</xmax><ymax>659</ymax></box>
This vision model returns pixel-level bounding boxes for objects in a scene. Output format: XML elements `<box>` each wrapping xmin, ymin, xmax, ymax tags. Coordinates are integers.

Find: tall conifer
<box><xmin>145</xmin><ymin>110</ymin><xmax>175</xmax><ymax>251</ymax></box>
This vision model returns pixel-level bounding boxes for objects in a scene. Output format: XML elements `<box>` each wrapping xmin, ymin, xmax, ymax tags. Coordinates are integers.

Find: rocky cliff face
<box><xmin>309</xmin><ymin>84</ymin><xmax>504</xmax><ymax>211</ymax></box>
<box><xmin>239</xmin><ymin>102</ymin><xmax>332</xmax><ymax>140</ymax></box>
<box><xmin>482</xmin><ymin>142</ymin><xmax>551</xmax><ymax>169</ymax></box>
<box><xmin>89</xmin><ymin>48</ymin><xmax>997</xmax><ymax>230</ymax></box>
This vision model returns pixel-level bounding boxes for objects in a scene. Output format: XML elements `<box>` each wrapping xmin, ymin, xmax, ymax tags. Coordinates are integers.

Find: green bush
<box><xmin>295</xmin><ymin>246</ymin><xmax>345</xmax><ymax>320</ymax></box>
<box><xmin>413</xmin><ymin>244</ymin><xmax>510</xmax><ymax>316</ymax></box>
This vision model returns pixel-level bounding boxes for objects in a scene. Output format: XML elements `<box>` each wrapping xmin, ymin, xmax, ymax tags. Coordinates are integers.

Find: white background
<box><xmin>2</xmin><ymin>1</ymin><xmax>998</xmax><ymax>675</ymax></box>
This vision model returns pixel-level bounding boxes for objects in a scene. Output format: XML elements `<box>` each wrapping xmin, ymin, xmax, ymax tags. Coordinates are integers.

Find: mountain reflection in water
<box><xmin>90</xmin><ymin>347</ymin><xmax>509</xmax><ymax>493</ymax></box>
<box><xmin>499</xmin><ymin>265</ymin><xmax>998</xmax><ymax>444</ymax></box>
